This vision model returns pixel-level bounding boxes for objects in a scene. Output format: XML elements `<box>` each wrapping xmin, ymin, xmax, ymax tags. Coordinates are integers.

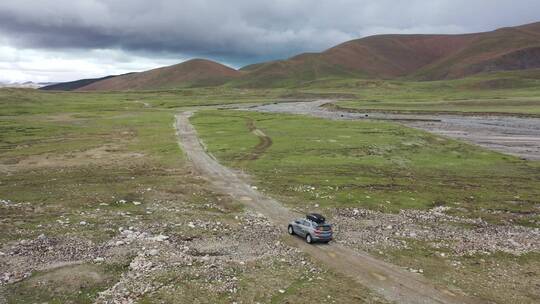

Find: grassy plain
<box><xmin>192</xmin><ymin>110</ymin><xmax>540</xmax><ymax>226</ymax></box>
<box><xmin>299</xmin><ymin>70</ymin><xmax>540</xmax><ymax>116</ymax></box>
<box><xmin>0</xmin><ymin>88</ymin><xmax>387</xmax><ymax>303</ymax></box>
<box><xmin>1</xmin><ymin>72</ymin><xmax>539</xmax><ymax>302</ymax></box>
<box><xmin>191</xmin><ymin>109</ymin><xmax>540</xmax><ymax>303</ymax></box>
<box><xmin>306</xmin><ymin>69</ymin><xmax>540</xmax><ymax>117</ymax></box>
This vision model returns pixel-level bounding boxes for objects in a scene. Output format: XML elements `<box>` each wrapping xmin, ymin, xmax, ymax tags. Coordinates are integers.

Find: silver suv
<box><xmin>288</xmin><ymin>214</ymin><xmax>333</xmax><ymax>244</ymax></box>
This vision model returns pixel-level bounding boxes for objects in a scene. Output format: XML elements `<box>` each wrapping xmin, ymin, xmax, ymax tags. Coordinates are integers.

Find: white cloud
<box><xmin>0</xmin><ymin>46</ymin><xmax>184</xmax><ymax>82</ymax></box>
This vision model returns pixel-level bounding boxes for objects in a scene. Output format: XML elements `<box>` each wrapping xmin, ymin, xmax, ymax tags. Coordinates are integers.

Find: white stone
<box><xmin>152</xmin><ymin>234</ymin><xmax>169</xmax><ymax>242</ymax></box>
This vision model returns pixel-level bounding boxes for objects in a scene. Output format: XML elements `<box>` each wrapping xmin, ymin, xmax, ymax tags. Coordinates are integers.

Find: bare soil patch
<box><xmin>0</xmin><ymin>145</ymin><xmax>145</xmax><ymax>173</ymax></box>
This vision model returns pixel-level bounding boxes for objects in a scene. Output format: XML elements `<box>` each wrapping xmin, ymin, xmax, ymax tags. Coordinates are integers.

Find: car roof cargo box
<box><xmin>306</xmin><ymin>213</ymin><xmax>325</xmax><ymax>224</ymax></box>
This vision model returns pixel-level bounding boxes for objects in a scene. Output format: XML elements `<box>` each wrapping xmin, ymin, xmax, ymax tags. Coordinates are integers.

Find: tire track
<box><xmin>239</xmin><ymin>119</ymin><xmax>272</xmax><ymax>161</ymax></box>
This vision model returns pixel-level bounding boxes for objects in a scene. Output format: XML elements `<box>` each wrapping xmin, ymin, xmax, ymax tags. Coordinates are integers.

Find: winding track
<box><xmin>240</xmin><ymin>119</ymin><xmax>272</xmax><ymax>161</ymax></box>
<box><xmin>175</xmin><ymin>112</ymin><xmax>483</xmax><ymax>304</ymax></box>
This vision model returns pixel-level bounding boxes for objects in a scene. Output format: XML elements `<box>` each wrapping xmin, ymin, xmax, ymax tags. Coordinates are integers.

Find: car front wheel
<box><xmin>306</xmin><ymin>234</ymin><xmax>312</xmax><ymax>244</ymax></box>
<box><xmin>288</xmin><ymin>225</ymin><xmax>295</xmax><ymax>235</ymax></box>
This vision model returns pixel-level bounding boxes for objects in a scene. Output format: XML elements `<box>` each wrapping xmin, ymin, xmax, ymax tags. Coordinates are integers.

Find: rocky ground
<box><xmin>332</xmin><ymin>206</ymin><xmax>540</xmax><ymax>257</ymax></box>
<box><xmin>2</xmin><ymin>192</ymin><xmax>539</xmax><ymax>303</ymax></box>
<box><xmin>1</xmin><ymin>195</ymin><xmax>386</xmax><ymax>304</ymax></box>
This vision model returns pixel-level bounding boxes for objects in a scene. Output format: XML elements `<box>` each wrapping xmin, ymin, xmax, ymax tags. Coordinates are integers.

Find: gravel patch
<box><xmin>332</xmin><ymin>206</ymin><xmax>540</xmax><ymax>256</ymax></box>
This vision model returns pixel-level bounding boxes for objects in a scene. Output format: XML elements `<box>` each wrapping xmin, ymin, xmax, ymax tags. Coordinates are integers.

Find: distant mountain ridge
<box><xmin>236</xmin><ymin>21</ymin><xmax>540</xmax><ymax>86</ymax></box>
<box><xmin>42</xmin><ymin>21</ymin><xmax>540</xmax><ymax>91</ymax></box>
<box><xmin>40</xmin><ymin>75</ymin><xmax>123</xmax><ymax>91</ymax></box>
<box><xmin>1</xmin><ymin>81</ymin><xmax>55</xmax><ymax>89</ymax></box>
<box><xmin>75</xmin><ymin>59</ymin><xmax>241</xmax><ymax>91</ymax></box>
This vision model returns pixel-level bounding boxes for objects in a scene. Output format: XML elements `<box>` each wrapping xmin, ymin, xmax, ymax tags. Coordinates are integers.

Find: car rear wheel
<box><xmin>288</xmin><ymin>225</ymin><xmax>295</xmax><ymax>235</ymax></box>
<box><xmin>306</xmin><ymin>234</ymin><xmax>313</xmax><ymax>244</ymax></box>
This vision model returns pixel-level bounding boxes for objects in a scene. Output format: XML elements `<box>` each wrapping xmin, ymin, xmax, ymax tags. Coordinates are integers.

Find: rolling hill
<box><xmin>235</xmin><ymin>21</ymin><xmax>540</xmax><ymax>87</ymax></box>
<box><xmin>40</xmin><ymin>75</ymin><xmax>120</xmax><ymax>91</ymax></box>
<box><xmin>411</xmin><ymin>22</ymin><xmax>540</xmax><ymax>80</ymax></box>
<box><xmin>76</xmin><ymin>59</ymin><xmax>241</xmax><ymax>91</ymax></box>
<box><xmin>46</xmin><ymin>21</ymin><xmax>540</xmax><ymax>90</ymax></box>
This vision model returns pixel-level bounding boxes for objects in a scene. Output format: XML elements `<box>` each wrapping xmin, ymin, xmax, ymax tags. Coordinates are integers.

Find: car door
<box><xmin>298</xmin><ymin>220</ymin><xmax>310</xmax><ymax>237</ymax></box>
<box><xmin>293</xmin><ymin>220</ymin><xmax>304</xmax><ymax>236</ymax></box>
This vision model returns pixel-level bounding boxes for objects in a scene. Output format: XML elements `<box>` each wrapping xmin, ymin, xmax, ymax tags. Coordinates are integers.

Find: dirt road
<box><xmin>251</xmin><ymin>100</ymin><xmax>540</xmax><ymax>161</ymax></box>
<box><xmin>175</xmin><ymin>112</ymin><xmax>482</xmax><ymax>304</ymax></box>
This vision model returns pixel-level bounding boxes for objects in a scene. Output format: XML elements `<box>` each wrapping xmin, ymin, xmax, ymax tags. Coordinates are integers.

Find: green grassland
<box><xmin>295</xmin><ymin>70</ymin><xmax>540</xmax><ymax>116</ymax></box>
<box><xmin>1</xmin><ymin>73</ymin><xmax>540</xmax><ymax>303</ymax></box>
<box><xmin>383</xmin><ymin>241</ymin><xmax>540</xmax><ymax>303</ymax></box>
<box><xmin>0</xmin><ymin>88</ymin><xmax>201</xmax><ymax>245</ymax></box>
<box><xmin>218</xmin><ymin>68</ymin><xmax>540</xmax><ymax>116</ymax></box>
<box><xmin>0</xmin><ymin>88</ymin><xmax>210</xmax><ymax>302</ymax></box>
<box><xmin>191</xmin><ymin>108</ymin><xmax>540</xmax><ymax>303</ymax></box>
<box><xmin>0</xmin><ymin>88</ymin><xmax>389</xmax><ymax>303</ymax></box>
<box><xmin>0</xmin><ymin>87</ymin><xmax>282</xmax><ymax>116</ymax></box>
<box><xmin>191</xmin><ymin>110</ymin><xmax>540</xmax><ymax>226</ymax></box>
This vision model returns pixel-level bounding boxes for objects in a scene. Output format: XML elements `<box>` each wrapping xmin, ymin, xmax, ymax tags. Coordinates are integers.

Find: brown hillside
<box><xmin>412</xmin><ymin>24</ymin><xmax>540</xmax><ymax>79</ymax></box>
<box><xmin>239</xmin><ymin>21</ymin><xmax>540</xmax><ymax>85</ymax></box>
<box><xmin>59</xmin><ymin>21</ymin><xmax>540</xmax><ymax>90</ymax></box>
<box><xmin>78</xmin><ymin>59</ymin><xmax>241</xmax><ymax>91</ymax></box>
<box><xmin>322</xmin><ymin>34</ymin><xmax>479</xmax><ymax>77</ymax></box>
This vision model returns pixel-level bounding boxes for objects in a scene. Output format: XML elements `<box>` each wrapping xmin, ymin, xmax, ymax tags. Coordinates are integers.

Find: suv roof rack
<box><xmin>306</xmin><ymin>213</ymin><xmax>325</xmax><ymax>224</ymax></box>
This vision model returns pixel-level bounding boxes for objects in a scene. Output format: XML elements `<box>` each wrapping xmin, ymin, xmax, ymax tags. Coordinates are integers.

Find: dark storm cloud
<box><xmin>1</xmin><ymin>0</ymin><xmax>538</xmax><ymax>65</ymax></box>
<box><xmin>1</xmin><ymin>0</ymin><xmax>540</xmax><ymax>82</ymax></box>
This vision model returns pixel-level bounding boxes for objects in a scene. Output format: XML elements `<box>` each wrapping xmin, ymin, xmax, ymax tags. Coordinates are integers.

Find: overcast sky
<box><xmin>1</xmin><ymin>0</ymin><xmax>539</xmax><ymax>83</ymax></box>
